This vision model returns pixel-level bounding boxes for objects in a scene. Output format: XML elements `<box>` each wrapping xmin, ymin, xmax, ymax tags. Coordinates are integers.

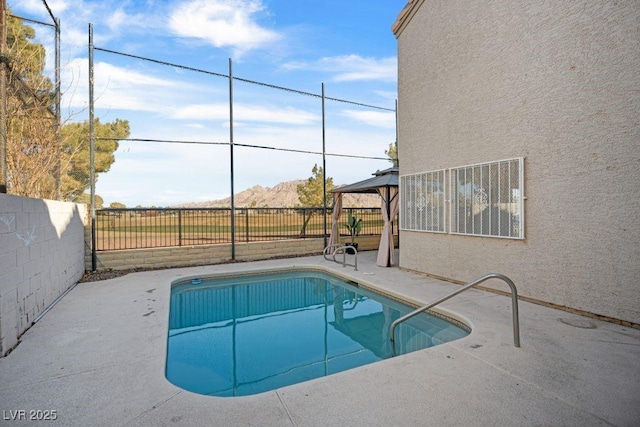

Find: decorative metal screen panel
<box><xmin>449</xmin><ymin>158</ymin><xmax>524</xmax><ymax>239</ymax></box>
<box><xmin>400</xmin><ymin>170</ymin><xmax>446</xmax><ymax>232</ymax></box>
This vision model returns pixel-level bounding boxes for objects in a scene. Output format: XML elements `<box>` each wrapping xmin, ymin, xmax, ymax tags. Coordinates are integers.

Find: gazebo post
<box><xmin>386</xmin><ymin>185</ymin><xmax>392</xmax><ymax>267</ymax></box>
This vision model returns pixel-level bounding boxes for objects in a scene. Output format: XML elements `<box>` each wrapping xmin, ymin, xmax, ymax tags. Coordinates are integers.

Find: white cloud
<box><xmin>283</xmin><ymin>55</ymin><xmax>397</xmax><ymax>83</ymax></box>
<box><xmin>373</xmin><ymin>90</ymin><xmax>399</xmax><ymax>102</ymax></box>
<box><xmin>61</xmin><ymin>58</ymin><xmax>194</xmax><ymax>113</ymax></box>
<box><xmin>97</xmin><ymin>61</ymin><xmax>180</xmax><ymax>88</ymax></box>
<box><xmin>10</xmin><ymin>0</ymin><xmax>69</xmax><ymax>15</ymax></box>
<box><xmin>12</xmin><ymin>0</ymin><xmax>163</xmax><ymax>66</ymax></box>
<box><xmin>185</xmin><ymin>123</ymin><xmax>206</xmax><ymax>129</ymax></box>
<box><xmin>62</xmin><ymin>58</ymin><xmax>316</xmax><ymax>130</ymax></box>
<box><xmin>341</xmin><ymin>110</ymin><xmax>396</xmax><ymax>129</ymax></box>
<box><xmin>172</xmin><ymin>104</ymin><xmax>234</xmax><ymax>121</ymax></box>
<box><xmin>95</xmin><ymin>112</ymin><xmax>395</xmax><ymax>206</ymax></box>
<box><xmin>107</xmin><ymin>8</ymin><xmax>128</xmax><ymax>32</ymax></box>
<box><xmin>173</xmin><ymin>103</ymin><xmax>318</xmax><ymax>125</ymax></box>
<box><xmin>168</xmin><ymin>0</ymin><xmax>281</xmax><ymax>55</ymax></box>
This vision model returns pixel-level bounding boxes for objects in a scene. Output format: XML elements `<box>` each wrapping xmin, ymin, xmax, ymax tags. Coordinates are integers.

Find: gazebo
<box><xmin>328</xmin><ymin>167</ymin><xmax>399</xmax><ymax>267</ymax></box>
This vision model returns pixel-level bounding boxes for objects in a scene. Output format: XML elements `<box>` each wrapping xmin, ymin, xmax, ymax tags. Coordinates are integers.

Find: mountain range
<box><xmin>176</xmin><ymin>180</ymin><xmax>380</xmax><ymax>208</ymax></box>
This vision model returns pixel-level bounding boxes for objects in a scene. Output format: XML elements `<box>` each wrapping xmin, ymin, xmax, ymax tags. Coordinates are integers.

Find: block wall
<box><xmin>0</xmin><ymin>195</ymin><xmax>87</xmax><ymax>356</ymax></box>
<box><xmin>87</xmin><ymin>239</ymin><xmax>325</xmax><ymax>270</ymax></box>
<box><xmin>86</xmin><ymin>234</ymin><xmax>392</xmax><ymax>271</ymax></box>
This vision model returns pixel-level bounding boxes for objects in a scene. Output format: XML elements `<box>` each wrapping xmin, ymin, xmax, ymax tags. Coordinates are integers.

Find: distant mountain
<box><xmin>175</xmin><ymin>180</ymin><xmax>380</xmax><ymax>208</ymax></box>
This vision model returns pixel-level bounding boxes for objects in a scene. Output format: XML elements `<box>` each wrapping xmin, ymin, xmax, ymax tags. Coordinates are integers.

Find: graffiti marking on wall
<box><xmin>16</xmin><ymin>226</ymin><xmax>37</xmax><ymax>246</ymax></box>
<box><xmin>0</xmin><ymin>214</ymin><xmax>16</xmax><ymax>232</ymax></box>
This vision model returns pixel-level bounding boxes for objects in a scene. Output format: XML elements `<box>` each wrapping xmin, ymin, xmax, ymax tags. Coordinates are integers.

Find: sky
<box><xmin>11</xmin><ymin>0</ymin><xmax>405</xmax><ymax>207</ymax></box>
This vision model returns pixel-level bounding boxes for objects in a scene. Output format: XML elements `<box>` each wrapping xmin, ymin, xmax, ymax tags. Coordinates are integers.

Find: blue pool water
<box><xmin>166</xmin><ymin>270</ymin><xmax>469</xmax><ymax>397</ymax></box>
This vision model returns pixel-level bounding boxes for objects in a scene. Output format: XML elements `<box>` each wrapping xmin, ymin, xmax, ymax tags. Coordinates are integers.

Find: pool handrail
<box><xmin>323</xmin><ymin>244</ymin><xmax>358</xmax><ymax>271</ymax></box>
<box><xmin>390</xmin><ymin>272</ymin><xmax>520</xmax><ymax>356</ymax></box>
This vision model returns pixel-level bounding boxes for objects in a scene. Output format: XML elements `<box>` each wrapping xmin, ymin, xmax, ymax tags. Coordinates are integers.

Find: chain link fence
<box><xmin>3</xmin><ymin>11</ymin><xmax>398</xmax><ymax>268</ymax></box>
<box><xmin>2</xmin><ymin>13</ymin><xmax>396</xmax><ymax>207</ymax></box>
<box><xmin>0</xmin><ymin>5</ymin><xmax>66</xmax><ymax>199</ymax></box>
<box><xmin>87</xmin><ymin>44</ymin><xmax>395</xmax><ymax>210</ymax></box>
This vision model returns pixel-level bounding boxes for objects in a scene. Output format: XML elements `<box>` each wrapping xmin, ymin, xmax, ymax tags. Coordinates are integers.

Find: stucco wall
<box><xmin>0</xmin><ymin>195</ymin><xmax>87</xmax><ymax>356</ymax></box>
<box><xmin>395</xmin><ymin>1</ymin><xmax>640</xmax><ymax>324</ymax></box>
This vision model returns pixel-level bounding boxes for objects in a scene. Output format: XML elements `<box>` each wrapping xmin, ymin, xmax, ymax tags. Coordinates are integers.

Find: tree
<box><xmin>5</xmin><ymin>10</ymin><xmax>58</xmax><ymax>199</ymax></box>
<box><xmin>75</xmin><ymin>193</ymin><xmax>104</xmax><ymax>209</ymax></box>
<box><xmin>60</xmin><ymin>118</ymin><xmax>130</xmax><ymax>201</ymax></box>
<box><xmin>385</xmin><ymin>142</ymin><xmax>398</xmax><ymax>167</ymax></box>
<box><xmin>297</xmin><ymin>164</ymin><xmax>334</xmax><ymax>207</ymax></box>
<box><xmin>296</xmin><ymin>164</ymin><xmax>334</xmax><ymax>237</ymax></box>
<box><xmin>109</xmin><ymin>202</ymin><xmax>126</xmax><ymax>208</ymax></box>
<box><xmin>4</xmin><ymin>12</ymin><xmax>128</xmax><ymax>201</ymax></box>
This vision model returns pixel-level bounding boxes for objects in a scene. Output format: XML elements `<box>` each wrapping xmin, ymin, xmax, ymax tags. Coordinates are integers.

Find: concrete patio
<box><xmin>1</xmin><ymin>251</ymin><xmax>639</xmax><ymax>426</ymax></box>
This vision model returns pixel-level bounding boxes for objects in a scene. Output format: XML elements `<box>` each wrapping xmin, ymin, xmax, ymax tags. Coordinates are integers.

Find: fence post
<box><xmin>178</xmin><ymin>210</ymin><xmax>182</xmax><ymax>246</ymax></box>
<box><xmin>245</xmin><ymin>209</ymin><xmax>249</xmax><ymax>242</ymax></box>
<box><xmin>229</xmin><ymin>58</ymin><xmax>236</xmax><ymax>260</ymax></box>
<box><xmin>321</xmin><ymin>83</ymin><xmax>327</xmax><ymax>247</ymax></box>
<box><xmin>0</xmin><ymin>1</ymin><xmax>8</xmax><ymax>193</ymax></box>
<box><xmin>89</xmin><ymin>23</ymin><xmax>97</xmax><ymax>272</ymax></box>
<box><xmin>54</xmin><ymin>17</ymin><xmax>61</xmax><ymax>198</ymax></box>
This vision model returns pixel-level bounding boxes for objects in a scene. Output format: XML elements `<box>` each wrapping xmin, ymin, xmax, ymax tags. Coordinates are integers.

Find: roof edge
<box><xmin>392</xmin><ymin>0</ymin><xmax>426</xmax><ymax>38</ymax></box>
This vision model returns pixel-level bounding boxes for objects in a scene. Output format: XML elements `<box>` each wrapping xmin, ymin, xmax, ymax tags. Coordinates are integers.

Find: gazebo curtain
<box><xmin>376</xmin><ymin>187</ymin><xmax>399</xmax><ymax>267</ymax></box>
<box><xmin>327</xmin><ymin>193</ymin><xmax>343</xmax><ymax>253</ymax></box>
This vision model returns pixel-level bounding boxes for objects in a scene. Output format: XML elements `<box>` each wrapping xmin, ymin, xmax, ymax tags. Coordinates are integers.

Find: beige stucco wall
<box><xmin>0</xmin><ymin>195</ymin><xmax>87</xmax><ymax>356</ymax></box>
<box><xmin>395</xmin><ymin>1</ymin><xmax>640</xmax><ymax>324</ymax></box>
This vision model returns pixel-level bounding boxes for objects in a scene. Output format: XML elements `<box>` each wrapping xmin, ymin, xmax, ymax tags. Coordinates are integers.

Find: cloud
<box><xmin>61</xmin><ymin>58</ymin><xmax>196</xmax><ymax>113</ymax></box>
<box><xmin>13</xmin><ymin>0</ymin><xmax>164</xmax><ymax>65</ymax></box>
<box><xmin>168</xmin><ymin>0</ymin><xmax>281</xmax><ymax>55</ymax></box>
<box><xmin>373</xmin><ymin>90</ymin><xmax>399</xmax><ymax>102</ymax></box>
<box><xmin>283</xmin><ymin>55</ymin><xmax>397</xmax><ymax>83</ymax></box>
<box><xmin>10</xmin><ymin>0</ymin><xmax>69</xmax><ymax>15</ymax></box>
<box><xmin>61</xmin><ymin>58</ymin><xmax>317</xmax><ymax>130</ymax></box>
<box><xmin>106</xmin><ymin>8</ymin><xmax>129</xmax><ymax>33</ymax></box>
<box><xmin>173</xmin><ymin>103</ymin><xmax>318</xmax><ymax>125</ymax></box>
<box><xmin>341</xmin><ymin>110</ymin><xmax>396</xmax><ymax>129</ymax></box>
<box><xmin>185</xmin><ymin>123</ymin><xmax>206</xmax><ymax>129</ymax></box>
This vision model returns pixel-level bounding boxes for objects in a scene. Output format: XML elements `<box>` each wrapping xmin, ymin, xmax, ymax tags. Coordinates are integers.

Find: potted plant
<box><xmin>343</xmin><ymin>212</ymin><xmax>362</xmax><ymax>254</ymax></box>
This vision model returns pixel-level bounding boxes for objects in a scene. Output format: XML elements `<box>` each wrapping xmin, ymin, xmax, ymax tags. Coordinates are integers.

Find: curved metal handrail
<box><xmin>323</xmin><ymin>244</ymin><xmax>358</xmax><ymax>271</ymax></box>
<box><xmin>390</xmin><ymin>273</ymin><xmax>520</xmax><ymax>356</ymax></box>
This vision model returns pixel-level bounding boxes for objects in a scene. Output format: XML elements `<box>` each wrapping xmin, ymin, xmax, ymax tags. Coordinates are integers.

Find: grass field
<box><xmin>95</xmin><ymin>207</ymin><xmax>387</xmax><ymax>250</ymax></box>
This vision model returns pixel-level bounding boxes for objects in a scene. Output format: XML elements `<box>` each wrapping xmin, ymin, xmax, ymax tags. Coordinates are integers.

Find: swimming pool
<box><xmin>166</xmin><ymin>269</ymin><xmax>469</xmax><ymax>397</ymax></box>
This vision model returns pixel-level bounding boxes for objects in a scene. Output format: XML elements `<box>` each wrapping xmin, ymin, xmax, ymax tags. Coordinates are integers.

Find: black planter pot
<box><xmin>345</xmin><ymin>243</ymin><xmax>358</xmax><ymax>254</ymax></box>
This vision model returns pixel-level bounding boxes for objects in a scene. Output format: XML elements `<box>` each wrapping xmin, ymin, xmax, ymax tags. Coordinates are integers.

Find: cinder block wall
<box><xmin>87</xmin><ymin>239</ymin><xmax>326</xmax><ymax>270</ymax></box>
<box><xmin>86</xmin><ymin>234</ymin><xmax>393</xmax><ymax>271</ymax></box>
<box><xmin>0</xmin><ymin>195</ymin><xmax>87</xmax><ymax>356</ymax></box>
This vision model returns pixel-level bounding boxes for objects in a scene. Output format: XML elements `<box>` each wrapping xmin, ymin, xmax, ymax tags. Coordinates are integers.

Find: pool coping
<box><xmin>1</xmin><ymin>251</ymin><xmax>639</xmax><ymax>426</ymax></box>
<box><xmin>166</xmin><ymin>266</ymin><xmax>472</xmax><ymax>397</ymax></box>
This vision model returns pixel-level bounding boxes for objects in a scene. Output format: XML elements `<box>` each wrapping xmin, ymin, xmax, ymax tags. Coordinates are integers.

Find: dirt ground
<box><xmin>77</xmin><ymin>251</ymin><xmax>321</xmax><ymax>283</ymax></box>
<box><xmin>79</xmin><ymin>268</ymin><xmax>150</xmax><ymax>283</ymax></box>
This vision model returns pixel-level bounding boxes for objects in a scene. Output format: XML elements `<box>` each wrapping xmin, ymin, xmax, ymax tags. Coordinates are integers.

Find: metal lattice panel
<box><xmin>449</xmin><ymin>158</ymin><xmax>524</xmax><ymax>239</ymax></box>
<box><xmin>401</xmin><ymin>158</ymin><xmax>524</xmax><ymax>239</ymax></box>
<box><xmin>400</xmin><ymin>169</ymin><xmax>446</xmax><ymax>233</ymax></box>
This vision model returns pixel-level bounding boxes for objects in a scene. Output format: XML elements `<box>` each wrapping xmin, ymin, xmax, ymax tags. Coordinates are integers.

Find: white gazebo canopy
<box><xmin>328</xmin><ymin>167</ymin><xmax>399</xmax><ymax>267</ymax></box>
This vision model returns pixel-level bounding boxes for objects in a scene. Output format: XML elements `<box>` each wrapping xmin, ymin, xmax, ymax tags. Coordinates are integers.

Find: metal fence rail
<box><xmin>95</xmin><ymin>207</ymin><xmax>386</xmax><ymax>251</ymax></box>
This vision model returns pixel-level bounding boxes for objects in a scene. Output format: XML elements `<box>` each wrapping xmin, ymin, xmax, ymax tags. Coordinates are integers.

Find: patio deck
<box><xmin>1</xmin><ymin>251</ymin><xmax>639</xmax><ymax>426</ymax></box>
